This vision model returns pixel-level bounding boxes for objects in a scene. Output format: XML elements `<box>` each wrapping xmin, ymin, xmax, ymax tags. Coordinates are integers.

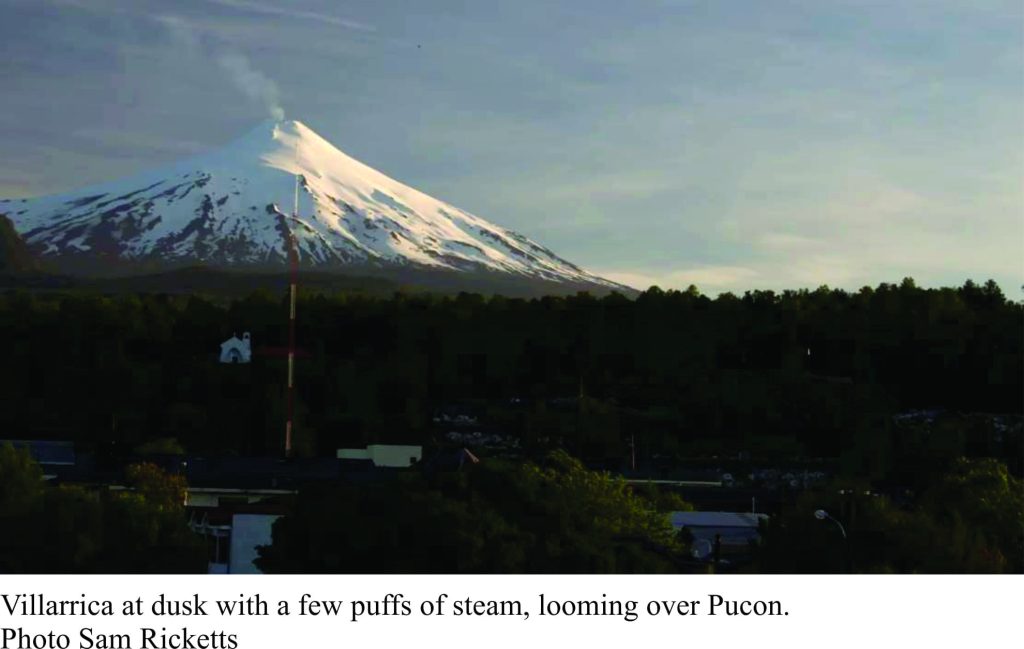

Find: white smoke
<box><xmin>217</xmin><ymin>53</ymin><xmax>285</xmax><ymax>121</ymax></box>
<box><xmin>157</xmin><ymin>15</ymin><xmax>285</xmax><ymax>121</ymax></box>
<box><xmin>157</xmin><ymin>15</ymin><xmax>201</xmax><ymax>54</ymax></box>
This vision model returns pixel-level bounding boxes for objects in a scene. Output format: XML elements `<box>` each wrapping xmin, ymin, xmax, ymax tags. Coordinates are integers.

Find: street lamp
<box><xmin>814</xmin><ymin>509</ymin><xmax>847</xmax><ymax>538</ymax></box>
<box><xmin>815</xmin><ymin>509</ymin><xmax>848</xmax><ymax>573</ymax></box>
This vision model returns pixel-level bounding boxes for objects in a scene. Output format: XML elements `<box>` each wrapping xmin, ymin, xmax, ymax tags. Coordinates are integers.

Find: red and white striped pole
<box><xmin>284</xmin><ymin>174</ymin><xmax>299</xmax><ymax>458</ymax></box>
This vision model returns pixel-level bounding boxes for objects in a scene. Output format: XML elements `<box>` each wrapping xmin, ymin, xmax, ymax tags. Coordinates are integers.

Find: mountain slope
<box><xmin>2</xmin><ymin>120</ymin><xmax>625</xmax><ymax>291</ymax></box>
<box><xmin>0</xmin><ymin>213</ymin><xmax>37</xmax><ymax>273</ymax></box>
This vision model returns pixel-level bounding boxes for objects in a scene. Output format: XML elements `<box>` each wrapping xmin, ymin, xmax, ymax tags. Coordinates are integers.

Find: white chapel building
<box><xmin>220</xmin><ymin>332</ymin><xmax>252</xmax><ymax>364</ymax></box>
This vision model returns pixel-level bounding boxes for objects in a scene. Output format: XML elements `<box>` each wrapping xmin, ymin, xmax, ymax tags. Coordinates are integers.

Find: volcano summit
<box><xmin>2</xmin><ymin>120</ymin><xmax>623</xmax><ymax>292</ymax></box>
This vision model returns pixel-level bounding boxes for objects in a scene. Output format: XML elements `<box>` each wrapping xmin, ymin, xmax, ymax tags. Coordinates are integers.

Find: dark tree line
<box><xmin>0</xmin><ymin>444</ymin><xmax>205</xmax><ymax>573</ymax></box>
<box><xmin>256</xmin><ymin>450</ymin><xmax>693</xmax><ymax>574</ymax></box>
<box><xmin>755</xmin><ymin>457</ymin><xmax>1023</xmax><ymax>573</ymax></box>
<box><xmin>0</xmin><ymin>279</ymin><xmax>1019</xmax><ymax>476</ymax></box>
<box><xmin>256</xmin><ymin>453</ymin><xmax>1022</xmax><ymax>574</ymax></box>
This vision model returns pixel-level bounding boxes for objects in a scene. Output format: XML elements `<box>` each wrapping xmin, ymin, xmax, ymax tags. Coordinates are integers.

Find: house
<box><xmin>189</xmin><ymin>502</ymin><xmax>286</xmax><ymax>574</ymax></box>
<box><xmin>178</xmin><ymin>455</ymin><xmax>396</xmax><ymax>574</ymax></box>
<box><xmin>670</xmin><ymin>511</ymin><xmax>769</xmax><ymax>561</ymax></box>
<box><xmin>219</xmin><ymin>332</ymin><xmax>252</xmax><ymax>364</ymax></box>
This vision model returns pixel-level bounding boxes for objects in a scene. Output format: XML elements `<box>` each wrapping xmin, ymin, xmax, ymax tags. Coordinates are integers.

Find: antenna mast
<box><xmin>284</xmin><ymin>173</ymin><xmax>299</xmax><ymax>458</ymax></box>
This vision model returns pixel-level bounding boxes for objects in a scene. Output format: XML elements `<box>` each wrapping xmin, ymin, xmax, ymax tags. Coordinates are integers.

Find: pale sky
<box><xmin>1</xmin><ymin>0</ymin><xmax>1021</xmax><ymax>293</ymax></box>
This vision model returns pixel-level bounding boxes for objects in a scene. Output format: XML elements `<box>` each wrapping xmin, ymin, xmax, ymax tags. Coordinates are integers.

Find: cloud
<box><xmin>596</xmin><ymin>266</ymin><xmax>760</xmax><ymax>294</ymax></box>
<box><xmin>154</xmin><ymin>14</ymin><xmax>200</xmax><ymax>54</ymax></box>
<box><xmin>0</xmin><ymin>166</ymin><xmax>39</xmax><ymax>198</ymax></box>
<box><xmin>70</xmin><ymin>127</ymin><xmax>209</xmax><ymax>157</ymax></box>
<box><xmin>756</xmin><ymin>233</ymin><xmax>821</xmax><ymax>251</ymax></box>
<box><xmin>205</xmin><ymin>0</ymin><xmax>374</xmax><ymax>33</ymax></box>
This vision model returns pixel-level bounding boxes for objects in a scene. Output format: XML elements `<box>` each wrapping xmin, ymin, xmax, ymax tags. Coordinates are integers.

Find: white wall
<box><xmin>229</xmin><ymin>514</ymin><xmax>280</xmax><ymax>574</ymax></box>
<box><xmin>337</xmin><ymin>445</ymin><xmax>422</xmax><ymax>467</ymax></box>
<box><xmin>368</xmin><ymin>445</ymin><xmax>421</xmax><ymax>467</ymax></box>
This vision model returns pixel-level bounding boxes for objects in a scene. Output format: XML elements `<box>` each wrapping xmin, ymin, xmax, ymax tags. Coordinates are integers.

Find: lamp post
<box><xmin>814</xmin><ymin>509</ymin><xmax>847</xmax><ymax>573</ymax></box>
<box><xmin>814</xmin><ymin>509</ymin><xmax>847</xmax><ymax>538</ymax></box>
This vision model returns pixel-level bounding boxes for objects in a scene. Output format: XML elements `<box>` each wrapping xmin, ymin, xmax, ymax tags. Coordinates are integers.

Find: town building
<box><xmin>337</xmin><ymin>444</ymin><xmax>422</xmax><ymax>468</ymax></box>
<box><xmin>219</xmin><ymin>332</ymin><xmax>252</xmax><ymax>364</ymax></box>
<box><xmin>670</xmin><ymin>511</ymin><xmax>768</xmax><ymax>563</ymax></box>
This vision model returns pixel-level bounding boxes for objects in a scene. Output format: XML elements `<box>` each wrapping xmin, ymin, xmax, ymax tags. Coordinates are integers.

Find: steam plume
<box><xmin>157</xmin><ymin>15</ymin><xmax>286</xmax><ymax>121</ymax></box>
<box><xmin>217</xmin><ymin>53</ymin><xmax>285</xmax><ymax>121</ymax></box>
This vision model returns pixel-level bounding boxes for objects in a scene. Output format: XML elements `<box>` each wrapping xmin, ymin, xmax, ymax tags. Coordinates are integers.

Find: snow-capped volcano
<box><xmin>1</xmin><ymin>120</ymin><xmax>621</xmax><ymax>289</ymax></box>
